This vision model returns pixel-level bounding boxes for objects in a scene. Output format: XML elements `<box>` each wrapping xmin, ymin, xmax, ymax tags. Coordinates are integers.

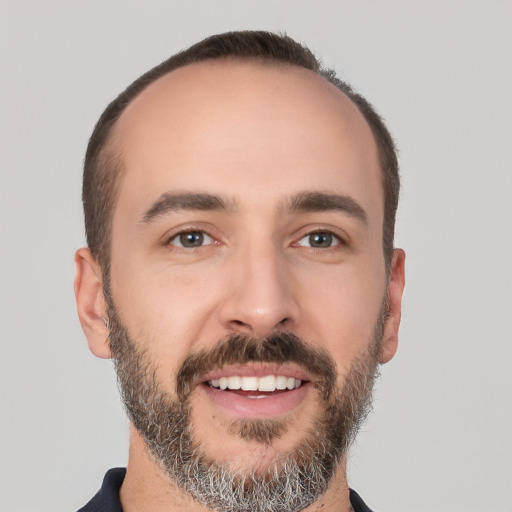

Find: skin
<box><xmin>75</xmin><ymin>60</ymin><xmax>405</xmax><ymax>512</ymax></box>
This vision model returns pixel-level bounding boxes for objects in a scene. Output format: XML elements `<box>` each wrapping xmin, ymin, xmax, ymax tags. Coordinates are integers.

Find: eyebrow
<box><xmin>142</xmin><ymin>192</ymin><xmax>235</xmax><ymax>223</ymax></box>
<box><xmin>141</xmin><ymin>190</ymin><xmax>368</xmax><ymax>225</ymax></box>
<box><xmin>286</xmin><ymin>191</ymin><xmax>368</xmax><ymax>223</ymax></box>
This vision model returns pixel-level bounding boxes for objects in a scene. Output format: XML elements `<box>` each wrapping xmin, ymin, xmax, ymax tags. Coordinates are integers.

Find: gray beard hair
<box><xmin>107</xmin><ymin>305</ymin><xmax>383</xmax><ymax>512</ymax></box>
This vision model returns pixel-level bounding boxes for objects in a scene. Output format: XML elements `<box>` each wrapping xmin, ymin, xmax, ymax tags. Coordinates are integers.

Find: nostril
<box><xmin>226</xmin><ymin>317</ymin><xmax>291</xmax><ymax>337</ymax></box>
<box><xmin>227</xmin><ymin>319</ymin><xmax>254</xmax><ymax>333</ymax></box>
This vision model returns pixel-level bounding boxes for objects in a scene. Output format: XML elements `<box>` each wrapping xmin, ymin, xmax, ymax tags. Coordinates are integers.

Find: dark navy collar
<box><xmin>77</xmin><ymin>468</ymin><xmax>125</xmax><ymax>512</ymax></box>
<box><xmin>77</xmin><ymin>467</ymin><xmax>373</xmax><ymax>512</ymax></box>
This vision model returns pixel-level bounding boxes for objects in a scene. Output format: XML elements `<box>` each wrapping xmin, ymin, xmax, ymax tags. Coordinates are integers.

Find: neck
<box><xmin>120</xmin><ymin>425</ymin><xmax>353</xmax><ymax>512</ymax></box>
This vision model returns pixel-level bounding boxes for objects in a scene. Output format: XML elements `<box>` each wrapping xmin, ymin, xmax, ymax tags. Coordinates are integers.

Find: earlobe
<box><xmin>74</xmin><ymin>248</ymin><xmax>112</xmax><ymax>359</ymax></box>
<box><xmin>379</xmin><ymin>249</ymin><xmax>406</xmax><ymax>364</ymax></box>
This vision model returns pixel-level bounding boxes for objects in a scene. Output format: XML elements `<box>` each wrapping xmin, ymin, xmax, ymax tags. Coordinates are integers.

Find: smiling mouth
<box><xmin>208</xmin><ymin>375</ymin><xmax>303</xmax><ymax>393</ymax></box>
<box><xmin>199</xmin><ymin>366</ymin><xmax>312</xmax><ymax>419</ymax></box>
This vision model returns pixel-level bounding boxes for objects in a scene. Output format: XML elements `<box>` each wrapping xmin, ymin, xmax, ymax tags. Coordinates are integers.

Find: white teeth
<box><xmin>240</xmin><ymin>376</ymin><xmax>258</xmax><ymax>391</ymax></box>
<box><xmin>275</xmin><ymin>376</ymin><xmax>288</xmax><ymax>390</ymax></box>
<box><xmin>227</xmin><ymin>376</ymin><xmax>241</xmax><ymax>390</ymax></box>
<box><xmin>209</xmin><ymin>375</ymin><xmax>303</xmax><ymax>392</ymax></box>
<box><xmin>258</xmin><ymin>375</ymin><xmax>276</xmax><ymax>392</ymax></box>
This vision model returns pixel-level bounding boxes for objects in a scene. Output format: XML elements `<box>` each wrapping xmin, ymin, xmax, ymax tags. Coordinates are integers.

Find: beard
<box><xmin>107</xmin><ymin>303</ymin><xmax>384</xmax><ymax>512</ymax></box>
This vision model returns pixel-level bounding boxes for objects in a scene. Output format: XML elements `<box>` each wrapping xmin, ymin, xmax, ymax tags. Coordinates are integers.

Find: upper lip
<box><xmin>200</xmin><ymin>363</ymin><xmax>312</xmax><ymax>384</ymax></box>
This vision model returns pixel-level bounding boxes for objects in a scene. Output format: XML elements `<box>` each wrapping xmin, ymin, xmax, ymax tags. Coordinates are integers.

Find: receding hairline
<box><xmin>103</xmin><ymin>56</ymin><xmax>376</xmax><ymax>177</ymax></box>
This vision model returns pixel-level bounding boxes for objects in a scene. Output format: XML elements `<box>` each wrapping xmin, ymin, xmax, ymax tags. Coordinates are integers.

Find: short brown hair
<box><xmin>83</xmin><ymin>30</ymin><xmax>399</xmax><ymax>279</ymax></box>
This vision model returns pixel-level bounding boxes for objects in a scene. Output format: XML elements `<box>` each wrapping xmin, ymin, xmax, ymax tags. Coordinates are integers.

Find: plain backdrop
<box><xmin>0</xmin><ymin>1</ymin><xmax>511</xmax><ymax>511</ymax></box>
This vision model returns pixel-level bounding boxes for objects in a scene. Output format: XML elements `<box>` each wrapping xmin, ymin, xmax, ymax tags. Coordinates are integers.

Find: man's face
<box><xmin>95</xmin><ymin>61</ymin><xmax>403</xmax><ymax>508</ymax></box>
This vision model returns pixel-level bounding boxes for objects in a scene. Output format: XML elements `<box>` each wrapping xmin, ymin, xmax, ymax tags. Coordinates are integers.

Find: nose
<box><xmin>218</xmin><ymin>242</ymin><xmax>300</xmax><ymax>338</ymax></box>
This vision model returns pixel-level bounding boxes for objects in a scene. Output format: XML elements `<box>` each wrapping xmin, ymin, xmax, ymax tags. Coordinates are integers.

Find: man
<box><xmin>74</xmin><ymin>30</ymin><xmax>405</xmax><ymax>512</ymax></box>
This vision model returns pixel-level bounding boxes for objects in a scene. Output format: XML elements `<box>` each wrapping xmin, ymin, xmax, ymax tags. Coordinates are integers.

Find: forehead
<box><xmin>113</xmin><ymin>60</ymin><xmax>382</xmax><ymax>222</ymax></box>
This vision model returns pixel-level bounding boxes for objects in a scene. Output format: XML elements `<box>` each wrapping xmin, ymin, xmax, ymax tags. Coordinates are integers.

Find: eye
<box><xmin>297</xmin><ymin>231</ymin><xmax>342</xmax><ymax>249</ymax></box>
<box><xmin>169</xmin><ymin>230</ymin><xmax>215</xmax><ymax>248</ymax></box>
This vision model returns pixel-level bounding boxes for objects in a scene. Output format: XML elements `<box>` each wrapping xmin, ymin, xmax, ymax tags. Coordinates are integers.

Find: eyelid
<box><xmin>297</xmin><ymin>230</ymin><xmax>342</xmax><ymax>248</ymax></box>
<box><xmin>293</xmin><ymin>225</ymin><xmax>349</xmax><ymax>247</ymax></box>
<box><xmin>164</xmin><ymin>226</ymin><xmax>218</xmax><ymax>248</ymax></box>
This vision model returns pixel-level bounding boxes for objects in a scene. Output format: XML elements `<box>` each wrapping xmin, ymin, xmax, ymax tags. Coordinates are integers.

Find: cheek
<box><xmin>110</xmin><ymin>258</ymin><xmax>225</xmax><ymax>358</ymax></box>
<box><xmin>297</xmin><ymin>261</ymin><xmax>386</xmax><ymax>368</ymax></box>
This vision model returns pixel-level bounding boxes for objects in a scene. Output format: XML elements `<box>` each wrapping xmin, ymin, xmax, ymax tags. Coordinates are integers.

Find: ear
<box><xmin>379</xmin><ymin>249</ymin><xmax>406</xmax><ymax>364</ymax></box>
<box><xmin>74</xmin><ymin>248</ymin><xmax>111</xmax><ymax>359</ymax></box>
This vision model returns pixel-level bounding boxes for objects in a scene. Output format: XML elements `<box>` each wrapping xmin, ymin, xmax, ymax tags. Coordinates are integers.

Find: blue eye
<box><xmin>297</xmin><ymin>232</ymin><xmax>341</xmax><ymax>248</ymax></box>
<box><xmin>170</xmin><ymin>231</ymin><xmax>214</xmax><ymax>248</ymax></box>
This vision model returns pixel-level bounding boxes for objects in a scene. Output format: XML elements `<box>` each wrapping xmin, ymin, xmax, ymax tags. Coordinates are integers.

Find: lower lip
<box><xmin>201</xmin><ymin>383</ymin><xmax>311</xmax><ymax>419</ymax></box>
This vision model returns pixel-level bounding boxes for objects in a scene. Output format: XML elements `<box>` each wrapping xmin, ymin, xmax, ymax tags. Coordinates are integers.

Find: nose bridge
<box><xmin>220</xmin><ymin>236</ymin><xmax>298</xmax><ymax>337</ymax></box>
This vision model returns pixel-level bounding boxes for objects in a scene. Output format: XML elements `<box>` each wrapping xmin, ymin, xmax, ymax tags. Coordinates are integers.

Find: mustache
<box><xmin>176</xmin><ymin>332</ymin><xmax>337</xmax><ymax>401</ymax></box>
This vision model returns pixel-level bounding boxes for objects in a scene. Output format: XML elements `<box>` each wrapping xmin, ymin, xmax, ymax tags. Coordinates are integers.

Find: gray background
<box><xmin>1</xmin><ymin>1</ymin><xmax>511</xmax><ymax>511</ymax></box>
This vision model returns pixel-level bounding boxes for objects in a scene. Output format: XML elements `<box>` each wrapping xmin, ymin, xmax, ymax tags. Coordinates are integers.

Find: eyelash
<box><xmin>166</xmin><ymin>229</ymin><xmax>216</xmax><ymax>248</ymax></box>
<box><xmin>295</xmin><ymin>230</ymin><xmax>345</xmax><ymax>249</ymax></box>
<box><xmin>165</xmin><ymin>228</ymin><xmax>346</xmax><ymax>251</ymax></box>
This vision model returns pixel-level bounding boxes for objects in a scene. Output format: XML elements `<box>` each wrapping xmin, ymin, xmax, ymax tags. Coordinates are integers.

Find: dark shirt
<box><xmin>78</xmin><ymin>467</ymin><xmax>373</xmax><ymax>512</ymax></box>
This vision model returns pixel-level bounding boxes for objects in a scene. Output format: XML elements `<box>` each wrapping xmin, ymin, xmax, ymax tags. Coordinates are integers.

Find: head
<box><xmin>75</xmin><ymin>31</ymin><xmax>405</xmax><ymax>512</ymax></box>
<box><xmin>82</xmin><ymin>31</ymin><xmax>399</xmax><ymax>281</ymax></box>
